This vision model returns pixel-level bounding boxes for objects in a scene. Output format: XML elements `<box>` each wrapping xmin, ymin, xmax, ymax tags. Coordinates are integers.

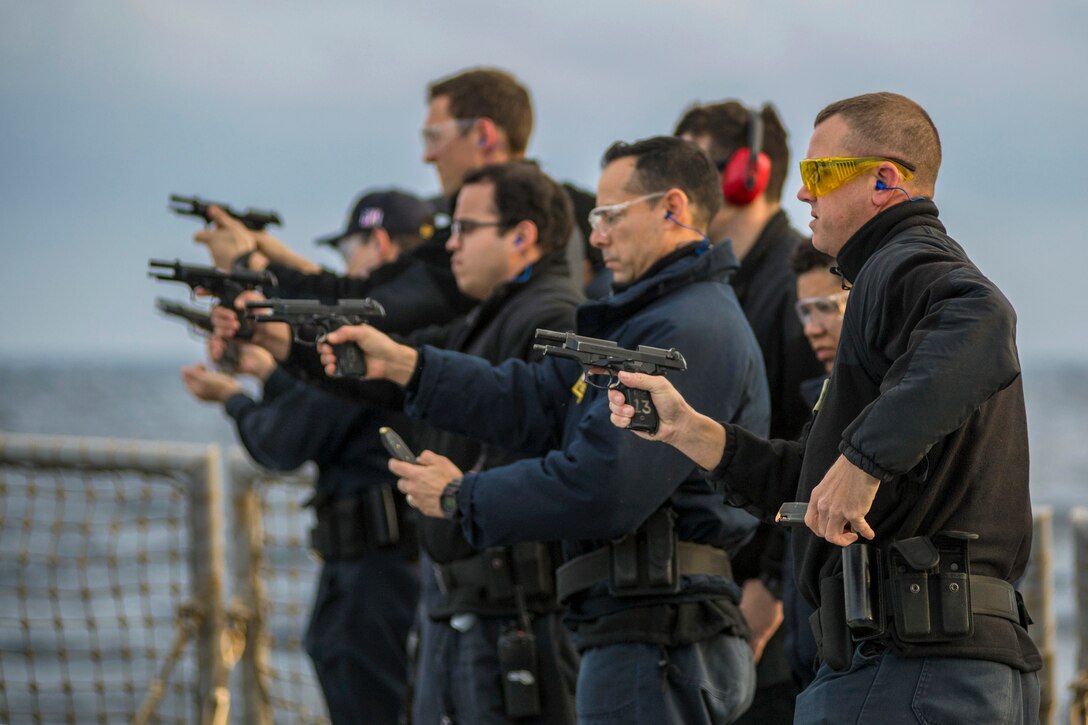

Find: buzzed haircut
<box><xmin>601</xmin><ymin>136</ymin><xmax>722</xmax><ymax>228</ymax></box>
<box><xmin>815</xmin><ymin>92</ymin><xmax>942</xmax><ymax>194</ymax></box>
<box><xmin>428</xmin><ymin>68</ymin><xmax>533</xmax><ymax>156</ymax></box>
<box><xmin>674</xmin><ymin>101</ymin><xmax>790</xmax><ymax>202</ymax></box>
<box><xmin>789</xmin><ymin>240</ymin><xmax>836</xmax><ymax>276</ymax></box>
<box><xmin>460</xmin><ymin>161</ymin><xmax>573</xmax><ymax>256</ymax></box>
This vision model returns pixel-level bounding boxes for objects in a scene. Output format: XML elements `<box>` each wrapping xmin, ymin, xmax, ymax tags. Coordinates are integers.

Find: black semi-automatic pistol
<box><xmin>532</xmin><ymin>329</ymin><xmax>687</xmax><ymax>434</ymax></box>
<box><xmin>245</xmin><ymin>298</ymin><xmax>386</xmax><ymax>378</ymax></box>
<box><xmin>148</xmin><ymin>259</ymin><xmax>276</xmax><ymax>340</ymax></box>
<box><xmin>169</xmin><ymin>194</ymin><xmax>282</xmax><ymax>231</ymax></box>
<box><xmin>154</xmin><ymin>298</ymin><xmax>242</xmax><ymax>373</ymax></box>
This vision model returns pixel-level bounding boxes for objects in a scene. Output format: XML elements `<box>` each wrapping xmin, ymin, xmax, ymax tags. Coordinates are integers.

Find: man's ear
<box><xmin>874</xmin><ymin>163</ymin><xmax>905</xmax><ymax>193</ymax></box>
<box><xmin>372</xmin><ymin>228</ymin><xmax>399</xmax><ymax>263</ymax></box>
<box><xmin>662</xmin><ymin>188</ymin><xmax>691</xmax><ymax>225</ymax></box>
<box><xmin>510</xmin><ymin>220</ymin><xmax>540</xmax><ymax>254</ymax></box>
<box><xmin>476</xmin><ymin>117</ymin><xmax>499</xmax><ymax>151</ymax></box>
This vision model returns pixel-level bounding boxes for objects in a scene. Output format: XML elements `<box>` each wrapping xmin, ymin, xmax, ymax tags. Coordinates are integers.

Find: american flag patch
<box><xmin>358</xmin><ymin>207</ymin><xmax>384</xmax><ymax>228</ymax></box>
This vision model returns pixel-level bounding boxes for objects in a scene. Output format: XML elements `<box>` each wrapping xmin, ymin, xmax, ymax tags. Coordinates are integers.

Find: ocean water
<box><xmin>1</xmin><ymin>357</ymin><xmax>1086</xmax><ymax>716</ymax></box>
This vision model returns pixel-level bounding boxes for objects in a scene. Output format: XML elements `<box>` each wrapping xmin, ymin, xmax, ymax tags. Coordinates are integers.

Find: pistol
<box><xmin>245</xmin><ymin>298</ymin><xmax>386</xmax><ymax>378</ymax></box>
<box><xmin>148</xmin><ymin>259</ymin><xmax>276</xmax><ymax>340</ymax></box>
<box><xmin>532</xmin><ymin>329</ymin><xmax>686</xmax><ymax>434</ymax></box>
<box><xmin>154</xmin><ymin>298</ymin><xmax>242</xmax><ymax>373</ymax></box>
<box><xmin>169</xmin><ymin>194</ymin><xmax>282</xmax><ymax>231</ymax></box>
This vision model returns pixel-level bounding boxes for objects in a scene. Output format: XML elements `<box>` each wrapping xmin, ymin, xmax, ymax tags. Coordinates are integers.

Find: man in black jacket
<box><xmin>676</xmin><ymin>100</ymin><xmax>824</xmax><ymax>722</ymax></box>
<box><xmin>608</xmin><ymin>93</ymin><xmax>1039</xmax><ymax>723</ymax></box>
<box><xmin>403</xmin><ymin>161</ymin><xmax>583</xmax><ymax>725</ymax></box>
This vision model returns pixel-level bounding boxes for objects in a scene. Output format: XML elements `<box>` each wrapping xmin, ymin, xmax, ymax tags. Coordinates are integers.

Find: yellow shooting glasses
<box><xmin>799</xmin><ymin>156</ymin><xmax>916</xmax><ymax>197</ymax></box>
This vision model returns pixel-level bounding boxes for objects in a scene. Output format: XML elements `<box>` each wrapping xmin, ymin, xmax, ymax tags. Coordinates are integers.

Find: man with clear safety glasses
<box><xmin>608</xmin><ymin>93</ymin><xmax>1039</xmax><ymax>723</ymax></box>
<box><xmin>320</xmin><ymin>136</ymin><xmax>770</xmax><ymax>723</ymax></box>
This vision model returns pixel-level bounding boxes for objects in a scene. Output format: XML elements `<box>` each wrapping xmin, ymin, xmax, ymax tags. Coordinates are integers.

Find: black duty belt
<box><xmin>308</xmin><ymin>485</ymin><xmax>409</xmax><ymax>561</ymax></box>
<box><xmin>961</xmin><ymin>575</ymin><xmax>1024</xmax><ymax>624</ymax></box>
<box><xmin>436</xmin><ymin>542</ymin><xmax>555</xmax><ymax>603</ymax></box>
<box><xmin>556</xmin><ymin>541</ymin><xmax>733</xmax><ymax>604</ymax></box>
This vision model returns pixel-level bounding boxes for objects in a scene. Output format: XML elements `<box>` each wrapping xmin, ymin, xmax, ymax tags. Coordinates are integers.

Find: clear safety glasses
<box><xmin>795</xmin><ymin>290</ymin><xmax>849</xmax><ymax>325</ymax></box>
<box><xmin>587</xmin><ymin>192</ymin><xmax>666</xmax><ymax>234</ymax></box>
<box><xmin>421</xmin><ymin>118</ymin><xmax>478</xmax><ymax>152</ymax></box>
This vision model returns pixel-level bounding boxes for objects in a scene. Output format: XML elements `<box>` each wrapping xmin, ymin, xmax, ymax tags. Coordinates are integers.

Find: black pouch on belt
<box><xmin>887</xmin><ymin>531</ymin><xmax>976</xmax><ymax>642</ymax></box>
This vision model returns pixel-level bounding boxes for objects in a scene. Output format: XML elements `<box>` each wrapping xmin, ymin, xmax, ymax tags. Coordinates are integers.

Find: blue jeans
<box><xmin>575</xmin><ymin>635</ymin><xmax>755</xmax><ymax>724</ymax></box>
<box><xmin>795</xmin><ymin>642</ymin><xmax>1040</xmax><ymax>724</ymax></box>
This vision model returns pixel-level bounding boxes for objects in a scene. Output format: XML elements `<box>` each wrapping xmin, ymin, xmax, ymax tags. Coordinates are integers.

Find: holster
<box><xmin>555</xmin><ymin>507</ymin><xmax>733</xmax><ymax>604</ymax></box>
<box><xmin>810</xmin><ymin>531</ymin><xmax>1030</xmax><ymax>671</ymax></box>
<box><xmin>436</xmin><ymin>542</ymin><xmax>555</xmax><ymax>607</ymax></box>
<box><xmin>307</xmin><ymin>485</ymin><xmax>414</xmax><ymax>561</ymax></box>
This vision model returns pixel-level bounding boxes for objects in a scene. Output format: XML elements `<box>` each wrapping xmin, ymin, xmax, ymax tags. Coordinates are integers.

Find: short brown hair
<box><xmin>815</xmin><ymin>92</ymin><xmax>941</xmax><ymax>194</ymax></box>
<box><xmin>428</xmin><ymin>68</ymin><xmax>533</xmax><ymax>156</ymax></box>
<box><xmin>674</xmin><ymin>101</ymin><xmax>790</xmax><ymax>202</ymax></box>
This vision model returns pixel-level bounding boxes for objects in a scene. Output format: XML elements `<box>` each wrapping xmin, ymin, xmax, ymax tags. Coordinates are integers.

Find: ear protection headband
<box><xmin>722</xmin><ymin>107</ymin><xmax>771</xmax><ymax>206</ymax></box>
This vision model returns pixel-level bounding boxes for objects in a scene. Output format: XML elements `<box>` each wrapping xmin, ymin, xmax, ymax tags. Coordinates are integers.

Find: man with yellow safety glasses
<box><xmin>607</xmin><ymin>92</ymin><xmax>1040</xmax><ymax>724</ymax></box>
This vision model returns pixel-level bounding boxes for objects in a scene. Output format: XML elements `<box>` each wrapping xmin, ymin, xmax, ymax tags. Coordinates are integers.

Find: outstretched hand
<box><xmin>607</xmin><ymin>370</ymin><xmax>727</xmax><ymax>470</ymax></box>
<box><xmin>180</xmin><ymin>363</ymin><xmax>242</xmax><ymax>403</ymax></box>
<box><xmin>607</xmin><ymin>371</ymin><xmax>689</xmax><ymax>445</ymax></box>
<box><xmin>193</xmin><ymin>205</ymin><xmax>257</xmax><ymax>270</ymax></box>
<box><xmin>805</xmin><ymin>454</ymin><xmax>879</xmax><ymax>546</ymax></box>
<box><xmin>319</xmin><ymin>325</ymin><xmax>418</xmax><ymax>384</ymax></box>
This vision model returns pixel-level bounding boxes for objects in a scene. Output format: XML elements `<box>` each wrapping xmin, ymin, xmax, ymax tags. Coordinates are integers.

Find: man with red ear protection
<box><xmin>676</xmin><ymin>100</ymin><xmax>824</xmax><ymax>723</ymax></box>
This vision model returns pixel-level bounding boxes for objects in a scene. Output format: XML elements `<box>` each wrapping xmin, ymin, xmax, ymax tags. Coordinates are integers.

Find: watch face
<box><xmin>441</xmin><ymin>480</ymin><xmax>461</xmax><ymax>519</ymax></box>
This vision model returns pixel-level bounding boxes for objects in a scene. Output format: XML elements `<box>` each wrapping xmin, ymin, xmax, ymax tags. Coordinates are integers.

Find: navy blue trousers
<box><xmin>412</xmin><ymin>555</ymin><xmax>579</xmax><ymax>724</ymax></box>
<box><xmin>574</xmin><ymin>636</ymin><xmax>756</xmax><ymax>724</ymax></box>
<box><xmin>304</xmin><ymin>549</ymin><xmax>420</xmax><ymax>724</ymax></box>
<box><xmin>795</xmin><ymin>642</ymin><xmax>1040</xmax><ymax>724</ymax></box>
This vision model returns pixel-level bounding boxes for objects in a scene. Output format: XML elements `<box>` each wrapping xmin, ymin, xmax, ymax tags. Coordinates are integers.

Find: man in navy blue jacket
<box><xmin>322</xmin><ymin>137</ymin><xmax>770</xmax><ymax>724</ymax></box>
<box><xmin>181</xmin><ymin>340</ymin><xmax>419</xmax><ymax>724</ymax></box>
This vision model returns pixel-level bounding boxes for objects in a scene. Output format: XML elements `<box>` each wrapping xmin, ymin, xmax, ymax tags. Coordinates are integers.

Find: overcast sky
<box><xmin>1</xmin><ymin>1</ymin><xmax>1085</xmax><ymax>365</ymax></box>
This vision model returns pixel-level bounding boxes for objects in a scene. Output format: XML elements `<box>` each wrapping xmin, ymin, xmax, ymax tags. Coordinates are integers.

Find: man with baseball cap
<box><xmin>313</xmin><ymin>190</ymin><xmax>436</xmax><ymax>280</ymax></box>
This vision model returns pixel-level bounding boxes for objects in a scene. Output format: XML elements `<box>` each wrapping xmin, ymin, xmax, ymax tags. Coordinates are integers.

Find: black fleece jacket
<box><xmin>708</xmin><ymin>200</ymin><xmax>1040</xmax><ymax>672</ymax></box>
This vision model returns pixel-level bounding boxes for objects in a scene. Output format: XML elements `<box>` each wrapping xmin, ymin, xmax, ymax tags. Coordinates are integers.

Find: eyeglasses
<box><xmin>587</xmin><ymin>192</ymin><xmax>666</xmax><ymax>234</ymax></box>
<box><xmin>795</xmin><ymin>291</ymin><xmax>849</xmax><ymax>325</ymax></box>
<box><xmin>799</xmin><ymin>156</ymin><xmax>916</xmax><ymax>197</ymax></box>
<box><xmin>450</xmin><ymin>218</ymin><xmax>504</xmax><ymax>238</ymax></box>
<box><xmin>421</xmin><ymin>118</ymin><xmax>477</xmax><ymax>152</ymax></box>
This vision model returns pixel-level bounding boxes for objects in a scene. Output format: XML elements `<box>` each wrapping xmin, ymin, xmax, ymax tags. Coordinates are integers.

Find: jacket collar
<box><xmin>836</xmin><ymin>199</ymin><xmax>943</xmax><ymax>285</ymax></box>
<box><xmin>577</xmin><ymin>240</ymin><xmax>738</xmax><ymax>336</ymax></box>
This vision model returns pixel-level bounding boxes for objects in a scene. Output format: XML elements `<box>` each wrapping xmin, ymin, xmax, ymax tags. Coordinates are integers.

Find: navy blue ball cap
<box><xmin>316</xmin><ymin>189</ymin><xmax>435</xmax><ymax>247</ymax></box>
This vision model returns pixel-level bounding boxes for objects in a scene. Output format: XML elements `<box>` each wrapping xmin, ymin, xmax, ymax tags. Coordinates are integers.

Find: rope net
<box><xmin>0</xmin><ymin>465</ymin><xmax>199</xmax><ymax>725</ymax></box>
<box><xmin>231</xmin><ymin>467</ymin><xmax>328</xmax><ymax>725</ymax></box>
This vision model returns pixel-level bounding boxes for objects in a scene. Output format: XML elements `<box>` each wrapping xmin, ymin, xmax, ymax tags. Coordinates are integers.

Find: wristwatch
<box><xmin>440</xmin><ymin>478</ymin><xmax>463</xmax><ymax>521</ymax></box>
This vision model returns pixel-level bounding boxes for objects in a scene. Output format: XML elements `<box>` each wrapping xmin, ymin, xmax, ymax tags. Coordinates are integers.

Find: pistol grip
<box><xmin>218</xmin><ymin>341</ymin><xmax>242</xmax><ymax>374</ymax></box>
<box><xmin>333</xmin><ymin>342</ymin><xmax>367</xmax><ymax>378</ymax></box>
<box><xmin>235</xmin><ymin>313</ymin><xmax>255</xmax><ymax>340</ymax></box>
<box><xmin>619</xmin><ymin>384</ymin><xmax>659</xmax><ymax>434</ymax></box>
